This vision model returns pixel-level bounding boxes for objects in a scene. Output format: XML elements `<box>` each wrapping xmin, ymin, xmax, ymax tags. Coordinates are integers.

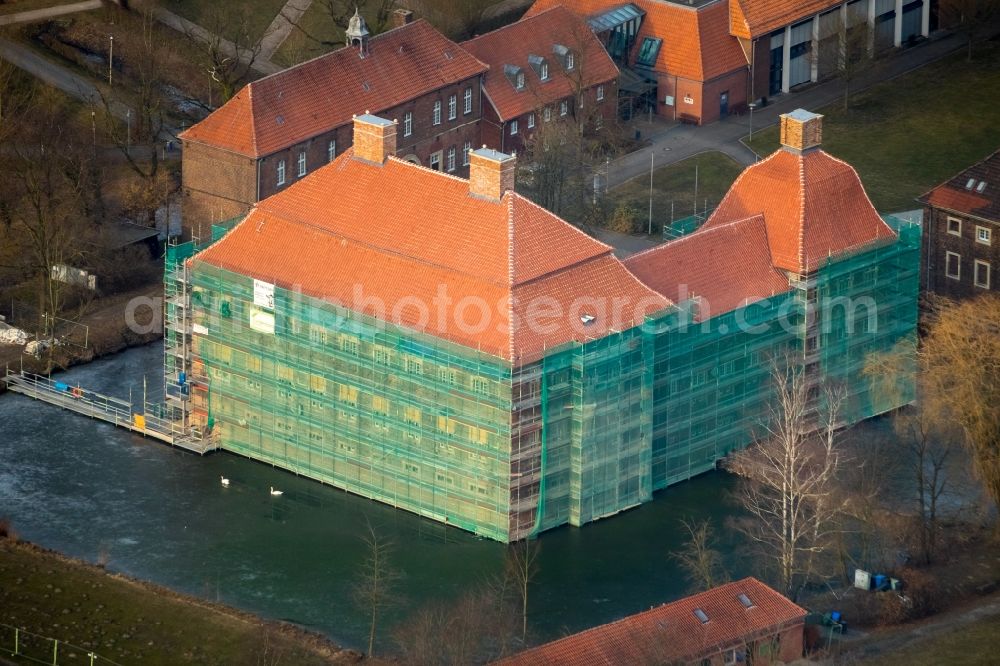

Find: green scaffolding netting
<box><xmin>170</xmin><ymin>214</ymin><xmax>920</xmax><ymax>542</ymax></box>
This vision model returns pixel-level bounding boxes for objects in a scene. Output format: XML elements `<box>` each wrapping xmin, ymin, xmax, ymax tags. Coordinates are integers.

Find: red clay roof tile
<box><xmin>462</xmin><ymin>6</ymin><xmax>619</xmax><ymax>122</ymax></box>
<box><xmin>494</xmin><ymin>577</ymin><xmax>806</xmax><ymax>665</ymax></box>
<box><xmin>919</xmin><ymin>147</ymin><xmax>1000</xmax><ymax>221</ymax></box>
<box><xmin>625</xmin><ymin>215</ymin><xmax>790</xmax><ymax>318</ymax></box>
<box><xmin>703</xmin><ymin>148</ymin><xmax>896</xmax><ymax>273</ymax></box>
<box><xmin>180</xmin><ymin>20</ymin><xmax>487</xmax><ymax>158</ymax></box>
<box><xmin>193</xmin><ymin>150</ymin><xmax>669</xmax><ymax>363</ymax></box>
<box><xmin>730</xmin><ymin>0</ymin><xmax>843</xmax><ymax>39</ymax></box>
<box><xmin>526</xmin><ymin>0</ymin><xmax>747</xmax><ymax>82</ymax></box>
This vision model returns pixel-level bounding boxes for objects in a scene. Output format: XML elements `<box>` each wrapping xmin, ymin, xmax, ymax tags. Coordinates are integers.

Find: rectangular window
<box><xmin>540</xmin><ymin>61</ymin><xmax>549</xmax><ymax>80</ymax></box>
<box><xmin>597</xmin><ymin>84</ymin><xmax>605</xmax><ymax>101</ymax></box>
<box><xmin>510</xmin><ymin>119</ymin><xmax>519</xmax><ymax>135</ymax></box>
<box><xmin>462</xmin><ymin>141</ymin><xmax>471</xmax><ymax>166</ymax></box>
<box><xmin>974</xmin><ymin>260</ymin><xmax>991</xmax><ymax>289</ymax></box>
<box><xmin>977</xmin><ymin>226</ymin><xmax>992</xmax><ymax>245</ymax></box>
<box><xmin>543</xmin><ymin>107</ymin><xmax>551</xmax><ymax>122</ymax></box>
<box><xmin>566</xmin><ymin>52</ymin><xmax>574</xmax><ymax>70</ymax></box>
<box><xmin>405</xmin><ymin>358</ymin><xmax>422</xmax><ymax>374</ymax></box>
<box><xmin>429</xmin><ymin>152</ymin><xmax>441</xmax><ymax>171</ymax></box>
<box><xmin>439</xmin><ymin>368</ymin><xmax>456</xmax><ymax>384</ymax></box>
<box><xmin>297</xmin><ymin>151</ymin><xmax>307</xmax><ymax>177</ymax></box>
<box><xmin>276</xmin><ymin>159</ymin><xmax>286</xmax><ymax>186</ymax></box>
<box><xmin>403</xmin><ymin>111</ymin><xmax>413</xmax><ymax>137</ymax></box>
<box><xmin>473</xmin><ymin>377</ymin><xmax>490</xmax><ymax>396</ymax></box>
<box><xmin>404</xmin><ymin>406</ymin><xmax>421</xmax><ymax>426</ymax></box>
<box><xmin>446</xmin><ymin>147</ymin><xmax>456</xmax><ymax>172</ymax></box>
<box><xmin>433</xmin><ymin>101</ymin><xmax>442</xmax><ymax>125</ymax></box>
<box><xmin>327</xmin><ymin>140</ymin><xmax>336</xmax><ymax>162</ymax></box>
<box><xmin>338</xmin><ymin>384</ymin><xmax>358</xmax><ymax>406</ymax></box>
<box><xmin>945</xmin><ymin>251</ymin><xmax>961</xmax><ymax>280</ymax></box>
<box><xmin>636</xmin><ymin>37</ymin><xmax>662</xmax><ymax>67</ymax></box>
<box><xmin>947</xmin><ymin>216</ymin><xmax>961</xmax><ymax>236</ymax></box>
<box><xmin>560</xmin><ymin>100</ymin><xmax>568</xmax><ymax>116</ymax></box>
<box><xmin>374</xmin><ymin>346</ymin><xmax>391</xmax><ymax>365</ymax></box>
<box><xmin>464</xmin><ymin>86</ymin><xmax>473</xmax><ymax>114</ymax></box>
<box><xmin>528</xmin><ymin>113</ymin><xmax>535</xmax><ymax>129</ymax></box>
<box><xmin>372</xmin><ymin>395</ymin><xmax>388</xmax><ymax>414</ymax></box>
<box><xmin>448</xmin><ymin>94</ymin><xmax>457</xmax><ymax>120</ymax></box>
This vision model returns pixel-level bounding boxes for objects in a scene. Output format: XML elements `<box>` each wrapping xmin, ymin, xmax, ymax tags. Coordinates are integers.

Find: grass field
<box><xmin>0</xmin><ymin>538</ymin><xmax>349</xmax><ymax>665</ymax></box>
<box><xmin>157</xmin><ymin>0</ymin><xmax>287</xmax><ymax>43</ymax></box>
<box><xmin>270</xmin><ymin>0</ymin><xmax>353</xmax><ymax>67</ymax></box>
<box><xmin>609</xmin><ymin>151</ymin><xmax>744</xmax><ymax>234</ymax></box>
<box><xmin>864</xmin><ymin>611</ymin><xmax>1000</xmax><ymax>665</ymax></box>
<box><xmin>745</xmin><ymin>40</ymin><xmax>1000</xmax><ymax>212</ymax></box>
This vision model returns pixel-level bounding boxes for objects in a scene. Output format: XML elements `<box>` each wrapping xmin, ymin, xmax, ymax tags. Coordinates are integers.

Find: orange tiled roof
<box><xmin>625</xmin><ymin>215</ymin><xmax>790</xmax><ymax>319</ymax></box>
<box><xmin>730</xmin><ymin>0</ymin><xmax>843</xmax><ymax>39</ymax></box>
<box><xmin>193</xmin><ymin>151</ymin><xmax>670</xmax><ymax>363</ymax></box>
<box><xmin>919</xmin><ymin>148</ymin><xmax>1000</xmax><ymax>221</ymax></box>
<box><xmin>525</xmin><ymin>0</ymin><xmax>747</xmax><ymax>82</ymax></box>
<box><xmin>462</xmin><ymin>6</ymin><xmax>619</xmax><ymax>122</ymax></box>
<box><xmin>179</xmin><ymin>20</ymin><xmax>488</xmax><ymax>158</ymax></box>
<box><xmin>702</xmin><ymin>147</ymin><xmax>896</xmax><ymax>273</ymax></box>
<box><xmin>495</xmin><ymin>577</ymin><xmax>806</xmax><ymax>665</ymax></box>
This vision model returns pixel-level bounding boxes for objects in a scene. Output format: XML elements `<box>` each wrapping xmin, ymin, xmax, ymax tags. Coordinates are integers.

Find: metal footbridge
<box><xmin>2</xmin><ymin>370</ymin><xmax>217</xmax><ymax>455</ymax></box>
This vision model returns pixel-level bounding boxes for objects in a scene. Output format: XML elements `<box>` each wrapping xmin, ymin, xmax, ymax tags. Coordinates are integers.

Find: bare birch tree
<box><xmin>671</xmin><ymin>518</ymin><xmax>728</xmax><ymax>593</ymax></box>
<box><xmin>352</xmin><ymin>521</ymin><xmax>402</xmax><ymax>657</ymax></box>
<box><xmin>504</xmin><ymin>537</ymin><xmax>540</xmax><ymax>643</ymax></box>
<box><xmin>724</xmin><ymin>363</ymin><xmax>847</xmax><ymax>599</ymax></box>
<box><xmin>940</xmin><ymin>0</ymin><xmax>1000</xmax><ymax>61</ymax></box>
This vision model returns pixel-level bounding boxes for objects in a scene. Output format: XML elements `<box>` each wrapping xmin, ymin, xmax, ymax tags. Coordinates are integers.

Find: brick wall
<box><xmin>181</xmin><ymin>142</ymin><xmax>257</xmax><ymax>239</ymax></box>
<box><xmin>922</xmin><ymin>207</ymin><xmax>999</xmax><ymax>299</ymax></box>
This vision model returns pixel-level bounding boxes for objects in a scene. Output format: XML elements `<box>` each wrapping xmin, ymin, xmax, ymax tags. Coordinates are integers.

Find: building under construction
<box><xmin>164</xmin><ymin>110</ymin><xmax>919</xmax><ymax>542</ymax></box>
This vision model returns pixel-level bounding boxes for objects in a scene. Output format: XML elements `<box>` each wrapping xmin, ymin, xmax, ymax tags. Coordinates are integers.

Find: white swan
<box><xmin>220</xmin><ymin>476</ymin><xmax>230</xmax><ymax>487</ymax></box>
<box><xmin>270</xmin><ymin>486</ymin><xmax>283</xmax><ymax>496</ymax></box>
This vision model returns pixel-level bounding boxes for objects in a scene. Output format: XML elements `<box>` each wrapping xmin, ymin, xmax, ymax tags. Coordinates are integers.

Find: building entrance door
<box><xmin>769</xmin><ymin>47</ymin><xmax>783</xmax><ymax>95</ymax></box>
<box><xmin>719</xmin><ymin>91</ymin><xmax>729</xmax><ymax>118</ymax></box>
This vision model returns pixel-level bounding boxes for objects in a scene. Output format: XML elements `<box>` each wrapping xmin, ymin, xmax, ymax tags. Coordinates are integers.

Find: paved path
<box><xmin>0</xmin><ymin>0</ymin><xmax>101</xmax><ymax>26</ymax></box>
<box><xmin>0</xmin><ymin>37</ymin><xmax>181</xmax><ymax>139</ymax></box>
<box><xmin>608</xmin><ymin>29</ymin><xmax>976</xmax><ymax>191</ymax></box>
<box><xmin>130</xmin><ymin>0</ymin><xmax>281</xmax><ymax>76</ymax></box>
<box><xmin>259</xmin><ymin>0</ymin><xmax>313</xmax><ymax>63</ymax></box>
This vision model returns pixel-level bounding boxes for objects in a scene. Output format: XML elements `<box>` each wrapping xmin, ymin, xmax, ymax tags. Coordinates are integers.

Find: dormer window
<box><xmin>505</xmin><ymin>64</ymin><xmax>526</xmax><ymax>91</ymax></box>
<box><xmin>553</xmin><ymin>44</ymin><xmax>574</xmax><ymax>71</ymax></box>
<box><xmin>529</xmin><ymin>55</ymin><xmax>549</xmax><ymax>82</ymax></box>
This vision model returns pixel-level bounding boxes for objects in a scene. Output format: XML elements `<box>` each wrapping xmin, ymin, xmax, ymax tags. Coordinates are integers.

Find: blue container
<box><xmin>179</xmin><ymin>372</ymin><xmax>187</xmax><ymax>384</ymax></box>
<box><xmin>55</xmin><ymin>382</ymin><xmax>69</xmax><ymax>392</ymax></box>
<box><xmin>874</xmin><ymin>574</ymin><xmax>888</xmax><ymax>590</ymax></box>
<box><xmin>831</xmin><ymin>611</ymin><xmax>841</xmax><ymax>623</ymax></box>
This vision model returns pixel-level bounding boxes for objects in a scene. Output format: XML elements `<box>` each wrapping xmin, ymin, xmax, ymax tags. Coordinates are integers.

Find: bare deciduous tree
<box><xmin>284</xmin><ymin>0</ymin><xmax>398</xmax><ymax>52</ymax></box>
<box><xmin>0</xmin><ymin>87</ymin><xmax>95</xmax><ymax>341</ymax></box>
<box><xmin>671</xmin><ymin>518</ymin><xmax>729</xmax><ymax>593</ymax></box>
<box><xmin>393</xmin><ymin>586</ymin><xmax>519</xmax><ymax>664</ymax></box>
<box><xmin>921</xmin><ymin>295</ymin><xmax>1000</xmax><ymax>519</ymax></box>
<box><xmin>352</xmin><ymin>521</ymin><xmax>402</xmax><ymax>657</ymax></box>
<box><xmin>724</xmin><ymin>363</ymin><xmax>848</xmax><ymax>600</ymax></box>
<box><xmin>838</xmin><ymin>16</ymin><xmax>875</xmax><ymax>110</ymax></box>
<box><xmin>940</xmin><ymin>0</ymin><xmax>1000</xmax><ymax>61</ymax></box>
<box><xmin>504</xmin><ymin>537</ymin><xmax>540</xmax><ymax>643</ymax></box>
<box><xmin>187</xmin><ymin>4</ymin><xmax>265</xmax><ymax>103</ymax></box>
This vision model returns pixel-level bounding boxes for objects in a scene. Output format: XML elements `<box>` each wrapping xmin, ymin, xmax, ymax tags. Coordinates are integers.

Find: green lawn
<box><xmin>609</xmin><ymin>151</ymin><xmax>745</xmax><ymax>234</ymax></box>
<box><xmin>156</xmin><ymin>0</ymin><xmax>288</xmax><ymax>43</ymax></box>
<box><xmin>744</xmin><ymin>41</ymin><xmax>1000</xmax><ymax>212</ymax></box>
<box><xmin>863</xmin><ymin>612</ymin><xmax>1000</xmax><ymax>665</ymax></box>
<box><xmin>0</xmin><ymin>539</ymin><xmax>346</xmax><ymax>665</ymax></box>
<box><xmin>270</xmin><ymin>0</ymin><xmax>348</xmax><ymax>68</ymax></box>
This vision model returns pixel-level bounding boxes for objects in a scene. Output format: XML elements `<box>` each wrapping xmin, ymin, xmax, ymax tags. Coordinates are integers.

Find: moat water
<box><xmin>0</xmin><ymin>344</ymin><xmax>747</xmax><ymax>650</ymax></box>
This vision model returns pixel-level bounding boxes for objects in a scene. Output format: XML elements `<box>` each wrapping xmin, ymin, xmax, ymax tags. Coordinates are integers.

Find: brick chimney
<box><xmin>468</xmin><ymin>147</ymin><xmax>516</xmax><ymax>201</ymax></box>
<box><xmin>780</xmin><ymin>109</ymin><xmax>823</xmax><ymax>153</ymax></box>
<box><xmin>393</xmin><ymin>8</ymin><xmax>414</xmax><ymax>28</ymax></box>
<box><xmin>353</xmin><ymin>113</ymin><xmax>397</xmax><ymax>165</ymax></box>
